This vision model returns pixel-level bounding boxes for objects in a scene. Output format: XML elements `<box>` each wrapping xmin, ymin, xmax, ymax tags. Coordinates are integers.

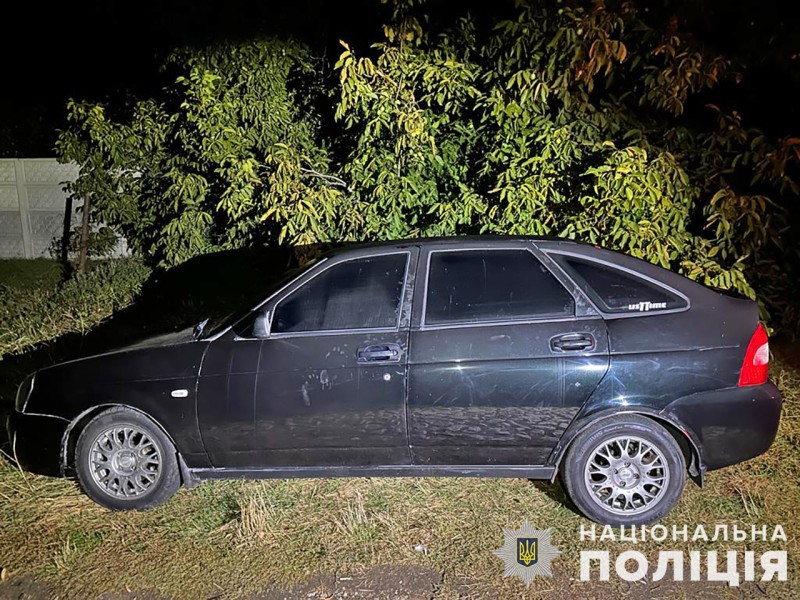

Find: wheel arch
<box><xmin>549</xmin><ymin>408</ymin><xmax>704</xmax><ymax>487</ymax></box>
<box><xmin>60</xmin><ymin>404</ymin><xmax>179</xmax><ymax>476</ymax></box>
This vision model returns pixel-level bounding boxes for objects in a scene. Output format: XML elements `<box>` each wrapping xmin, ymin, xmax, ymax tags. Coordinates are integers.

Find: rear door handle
<box><xmin>550</xmin><ymin>333</ymin><xmax>595</xmax><ymax>352</ymax></box>
<box><xmin>357</xmin><ymin>343</ymin><xmax>402</xmax><ymax>363</ymax></box>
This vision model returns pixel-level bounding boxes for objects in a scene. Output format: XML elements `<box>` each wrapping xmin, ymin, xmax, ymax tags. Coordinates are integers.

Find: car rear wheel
<box><xmin>75</xmin><ymin>407</ymin><xmax>180</xmax><ymax>511</ymax></box>
<box><xmin>562</xmin><ymin>415</ymin><xmax>686</xmax><ymax>525</ymax></box>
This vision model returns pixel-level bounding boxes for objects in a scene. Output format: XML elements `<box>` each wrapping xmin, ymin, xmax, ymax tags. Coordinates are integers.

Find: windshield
<box><xmin>198</xmin><ymin>258</ymin><xmax>321</xmax><ymax>339</ymax></box>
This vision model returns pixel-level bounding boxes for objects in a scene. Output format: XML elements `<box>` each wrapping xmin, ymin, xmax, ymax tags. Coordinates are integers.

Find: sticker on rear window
<box><xmin>627</xmin><ymin>301</ymin><xmax>667</xmax><ymax>311</ymax></box>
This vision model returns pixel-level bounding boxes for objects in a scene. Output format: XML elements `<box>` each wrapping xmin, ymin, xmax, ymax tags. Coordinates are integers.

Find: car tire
<box><xmin>562</xmin><ymin>415</ymin><xmax>686</xmax><ymax>526</ymax></box>
<box><xmin>75</xmin><ymin>406</ymin><xmax>180</xmax><ymax>511</ymax></box>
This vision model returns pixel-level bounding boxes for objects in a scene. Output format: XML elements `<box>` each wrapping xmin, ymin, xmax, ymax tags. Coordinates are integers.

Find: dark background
<box><xmin>1</xmin><ymin>0</ymin><xmax>799</xmax><ymax>158</ymax></box>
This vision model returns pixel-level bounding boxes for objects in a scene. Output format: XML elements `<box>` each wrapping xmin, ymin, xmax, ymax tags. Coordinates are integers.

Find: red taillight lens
<box><xmin>738</xmin><ymin>323</ymin><xmax>769</xmax><ymax>387</ymax></box>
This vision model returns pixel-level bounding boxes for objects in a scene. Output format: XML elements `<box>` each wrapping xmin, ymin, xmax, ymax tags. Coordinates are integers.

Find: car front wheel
<box><xmin>75</xmin><ymin>406</ymin><xmax>180</xmax><ymax>510</ymax></box>
<box><xmin>562</xmin><ymin>415</ymin><xmax>686</xmax><ymax>525</ymax></box>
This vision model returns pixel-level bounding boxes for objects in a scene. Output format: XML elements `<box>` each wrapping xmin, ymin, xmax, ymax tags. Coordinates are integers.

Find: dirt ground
<box><xmin>0</xmin><ymin>564</ymin><xmax>781</xmax><ymax>600</ymax></box>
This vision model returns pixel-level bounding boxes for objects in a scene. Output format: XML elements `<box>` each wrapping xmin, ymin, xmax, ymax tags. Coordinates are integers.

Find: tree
<box><xmin>332</xmin><ymin>0</ymin><xmax>796</xmax><ymax>323</ymax></box>
<box><xmin>57</xmin><ymin>0</ymin><xmax>799</xmax><ymax>327</ymax></box>
<box><xmin>57</xmin><ymin>39</ymin><xmax>341</xmax><ymax>267</ymax></box>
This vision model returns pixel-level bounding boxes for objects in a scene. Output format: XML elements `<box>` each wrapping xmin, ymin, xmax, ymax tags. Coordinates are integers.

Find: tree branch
<box><xmin>300</xmin><ymin>165</ymin><xmax>353</xmax><ymax>193</ymax></box>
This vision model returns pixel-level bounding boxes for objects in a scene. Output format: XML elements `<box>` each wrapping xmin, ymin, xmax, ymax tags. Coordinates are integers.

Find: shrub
<box><xmin>56</xmin><ymin>39</ymin><xmax>332</xmax><ymax>268</ymax></box>
<box><xmin>0</xmin><ymin>259</ymin><xmax>150</xmax><ymax>359</ymax></box>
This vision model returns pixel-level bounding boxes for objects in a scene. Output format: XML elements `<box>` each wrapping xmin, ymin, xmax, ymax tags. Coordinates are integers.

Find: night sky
<box><xmin>0</xmin><ymin>0</ymin><xmax>384</xmax><ymax>156</ymax></box>
<box><xmin>1</xmin><ymin>0</ymin><xmax>799</xmax><ymax>157</ymax></box>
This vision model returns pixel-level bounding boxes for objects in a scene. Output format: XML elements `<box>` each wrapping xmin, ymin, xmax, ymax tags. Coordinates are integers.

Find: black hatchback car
<box><xmin>8</xmin><ymin>237</ymin><xmax>782</xmax><ymax>525</ymax></box>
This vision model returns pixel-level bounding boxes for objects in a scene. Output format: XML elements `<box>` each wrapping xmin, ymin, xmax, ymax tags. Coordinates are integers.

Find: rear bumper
<box><xmin>6</xmin><ymin>411</ymin><xmax>69</xmax><ymax>477</ymax></box>
<box><xmin>663</xmin><ymin>381</ymin><xmax>783</xmax><ymax>472</ymax></box>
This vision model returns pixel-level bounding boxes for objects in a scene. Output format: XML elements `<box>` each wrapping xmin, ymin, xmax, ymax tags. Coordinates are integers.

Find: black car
<box><xmin>7</xmin><ymin>237</ymin><xmax>782</xmax><ymax>525</ymax></box>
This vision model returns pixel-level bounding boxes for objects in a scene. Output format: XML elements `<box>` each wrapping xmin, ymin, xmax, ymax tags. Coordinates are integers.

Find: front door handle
<box><xmin>357</xmin><ymin>343</ymin><xmax>402</xmax><ymax>363</ymax></box>
<box><xmin>550</xmin><ymin>333</ymin><xmax>595</xmax><ymax>352</ymax></box>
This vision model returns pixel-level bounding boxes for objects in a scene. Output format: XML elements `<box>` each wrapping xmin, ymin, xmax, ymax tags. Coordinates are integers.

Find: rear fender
<box><xmin>548</xmin><ymin>406</ymin><xmax>704</xmax><ymax>486</ymax></box>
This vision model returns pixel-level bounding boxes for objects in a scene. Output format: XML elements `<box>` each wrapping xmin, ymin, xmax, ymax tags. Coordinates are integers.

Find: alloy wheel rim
<box><xmin>583</xmin><ymin>435</ymin><xmax>670</xmax><ymax>515</ymax></box>
<box><xmin>89</xmin><ymin>426</ymin><xmax>162</xmax><ymax>499</ymax></box>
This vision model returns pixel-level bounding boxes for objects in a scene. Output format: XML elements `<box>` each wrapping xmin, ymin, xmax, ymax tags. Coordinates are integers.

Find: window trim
<box><xmin>545</xmin><ymin>250</ymin><xmax>691</xmax><ymax>318</ymax></box>
<box><xmin>266</xmin><ymin>250</ymin><xmax>412</xmax><ymax>338</ymax></box>
<box><xmin>420</xmin><ymin>247</ymin><xmax>578</xmax><ymax>329</ymax></box>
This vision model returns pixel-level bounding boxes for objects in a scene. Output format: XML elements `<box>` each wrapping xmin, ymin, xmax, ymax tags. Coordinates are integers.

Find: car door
<box><xmin>198</xmin><ymin>248</ymin><xmax>418</xmax><ymax>468</ymax></box>
<box><xmin>407</xmin><ymin>244</ymin><xmax>609</xmax><ymax>466</ymax></box>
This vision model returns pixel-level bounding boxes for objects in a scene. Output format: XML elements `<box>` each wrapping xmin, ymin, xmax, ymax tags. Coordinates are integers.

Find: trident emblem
<box><xmin>517</xmin><ymin>537</ymin><xmax>538</xmax><ymax>566</ymax></box>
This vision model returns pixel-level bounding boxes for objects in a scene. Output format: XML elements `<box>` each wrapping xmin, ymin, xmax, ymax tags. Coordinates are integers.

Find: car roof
<box><xmin>323</xmin><ymin>235</ymin><xmax>586</xmax><ymax>255</ymax></box>
<box><xmin>318</xmin><ymin>235</ymin><xmax>719</xmax><ymax>302</ymax></box>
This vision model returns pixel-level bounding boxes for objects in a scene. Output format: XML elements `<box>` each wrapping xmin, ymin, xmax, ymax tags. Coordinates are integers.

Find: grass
<box><xmin>0</xmin><ymin>255</ymin><xmax>797</xmax><ymax>598</ymax></box>
<box><xmin>0</xmin><ymin>355</ymin><xmax>797</xmax><ymax>598</ymax></box>
<box><xmin>0</xmin><ymin>258</ymin><xmax>151</xmax><ymax>358</ymax></box>
<box><xmin>0</xmin><ymin>259</ymin><xmax>62</xmax><ymax>291</ymax></box>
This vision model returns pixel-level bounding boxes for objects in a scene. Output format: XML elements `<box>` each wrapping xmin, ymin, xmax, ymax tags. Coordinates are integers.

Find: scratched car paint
<box><xmin>8</xmin><ymin>237</ymin><xmax>782</xmax><ymax>525</ymax></box>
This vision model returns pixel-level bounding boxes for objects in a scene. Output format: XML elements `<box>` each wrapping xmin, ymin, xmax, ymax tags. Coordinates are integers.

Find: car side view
<box><xmin>7</xmin><ymin>237</ymin><xmax>783</xmax><ymax>525</ymax></box>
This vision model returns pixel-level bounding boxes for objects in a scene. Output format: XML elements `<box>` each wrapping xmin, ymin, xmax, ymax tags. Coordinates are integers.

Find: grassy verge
<box><xmin>0</xmin><ymin>259</ymin><xmax>62</xmax><ymax>291</ymax></box>
<box><xmin>0</xmin><ymin>258</ymin><xmax>150</xmax><ymax>358</ymax></box>
<box><xmin>0</xmin><ymin>257</ymin><xmax>797</xmax><ymax>598</ymax></box>
<box><xmin>0</xmin><ymin>355</ymin><xmax>796</xmax><ymax>598</ymax></box>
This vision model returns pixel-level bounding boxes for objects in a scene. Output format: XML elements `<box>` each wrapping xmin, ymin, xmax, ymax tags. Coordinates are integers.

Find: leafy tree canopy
<box><xmin>58</xmin><ymin>39</ymin><xmax>338</xmax><ymax>265</ymax></box>
<box><xmin>57</xmin><ymin>0</ymin><xmax>799</xmax><ymax>327</ymax></box>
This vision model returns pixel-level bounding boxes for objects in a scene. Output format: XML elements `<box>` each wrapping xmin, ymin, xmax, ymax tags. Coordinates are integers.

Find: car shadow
<box><xmin>0</xmin><ymin>244</ymin><xmax>300</xmax><ymax>458</ymax></box>
<box><xmin>530</xmin><ymin>478</ymin><xmax>583</xmax><ymax>517</ymax></box>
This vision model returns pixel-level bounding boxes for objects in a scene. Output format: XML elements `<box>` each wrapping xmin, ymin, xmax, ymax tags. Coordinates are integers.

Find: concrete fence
<box><xmin>0</xmin><ymin>158</ymin><xmax>80</xmax><ymax>258</ymax></box>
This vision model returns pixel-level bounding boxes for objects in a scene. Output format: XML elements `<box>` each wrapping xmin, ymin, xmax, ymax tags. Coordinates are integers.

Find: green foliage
<box><xmin>0</xmin><ymin>259</ymin><xmax>150</xmax><ymax>358</ymax></box>
<box><xmin>331</xmin><ymin>0</ymin><xmax>796</xmax><ymax>324</ymax></box>
<box><xmin>56</xmin><ymin>1</ymin><xmax>799</xmax><ymax>327</ymax></box>
<box><xmin>0</xmin><ymin>259</ymin><xmax>62</xmax><ymax>291</ymax></box>
<box><xmin>57</xmin><ymin>40</ymin><xmax>338</xmax><ymax>266</ymax></box>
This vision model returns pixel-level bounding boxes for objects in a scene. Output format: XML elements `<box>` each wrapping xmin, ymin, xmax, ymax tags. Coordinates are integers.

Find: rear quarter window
<box><xmin>560</xmin><ymin>256</ymin><xmax>687</xmax><ymax>314</ymax></box>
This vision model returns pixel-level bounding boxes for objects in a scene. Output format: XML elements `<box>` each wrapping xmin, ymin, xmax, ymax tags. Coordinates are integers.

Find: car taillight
<box><xmin>738</xmin><ymin>323</ymin><xmax>769</xmax><ymax>387</ymax></box>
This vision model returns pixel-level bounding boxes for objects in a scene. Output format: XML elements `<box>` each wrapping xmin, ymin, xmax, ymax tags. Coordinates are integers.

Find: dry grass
<box><xmin>0</xmin><ymin>356</ymin><xmax>798</xmax><ymax>599</ymax></box>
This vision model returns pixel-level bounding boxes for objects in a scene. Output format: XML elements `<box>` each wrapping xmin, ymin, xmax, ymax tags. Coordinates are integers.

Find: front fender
<box><xmin>23</xmin><ymin>342</ymin><xmax>210</xmax><ymax>468</ymax></box>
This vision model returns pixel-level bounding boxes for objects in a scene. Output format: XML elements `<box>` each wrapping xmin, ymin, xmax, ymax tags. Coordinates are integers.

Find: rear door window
<box><xmin>561</xmin><ymin>256</ymin><xmax>686</xmax><ymax>313</ymax></box>
<box><xmin>424</xmin><ymin>250</ymin><xmax>574</xmax><ymax>325</ymax></box>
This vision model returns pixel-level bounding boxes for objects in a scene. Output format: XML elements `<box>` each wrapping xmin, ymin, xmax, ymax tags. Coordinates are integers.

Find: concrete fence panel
<box><xmin>0</xmin><ymin>158</ymin><xmax>80</xmax><ymax>258</ymax></box>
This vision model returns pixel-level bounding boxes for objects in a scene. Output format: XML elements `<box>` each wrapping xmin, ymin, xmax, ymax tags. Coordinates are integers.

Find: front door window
<box><xmin>272</xmin><ymin>253</ymin><xmax>409</xmax><ymax>333</ymax></box>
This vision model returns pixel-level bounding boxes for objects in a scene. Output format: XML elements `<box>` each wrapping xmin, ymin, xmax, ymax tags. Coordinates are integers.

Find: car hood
<box><xmin>34</xmin><ymin>326</ymin><xmax>199</xmax><ymax>376</ymax></box>
<box><xmin>112</xmin><ymin>326</ymin><xmax>196</xmax><ymax>353</ymax></box>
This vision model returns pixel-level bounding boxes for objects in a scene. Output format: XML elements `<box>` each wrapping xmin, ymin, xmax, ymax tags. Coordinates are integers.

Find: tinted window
<box><xmin>425</xmin><ymin>250</ymin><xmax>574</xmax><ymax>325</ymax></box>
<box><xmin>272</xmin><ymin>254</ymin><xmax>408</xmax><ymax>333</ymax></box>
<box><xmin>563</xmin><ymin>257</ymin><xmax>686</xmax><ymax>313</ymax></box>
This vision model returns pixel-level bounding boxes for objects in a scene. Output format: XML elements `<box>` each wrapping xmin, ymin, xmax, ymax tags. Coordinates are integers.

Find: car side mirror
<box><xmin>252</xmin><ymin>311</ymin><xmax>269</xmax><ymax>338</ymax></box>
